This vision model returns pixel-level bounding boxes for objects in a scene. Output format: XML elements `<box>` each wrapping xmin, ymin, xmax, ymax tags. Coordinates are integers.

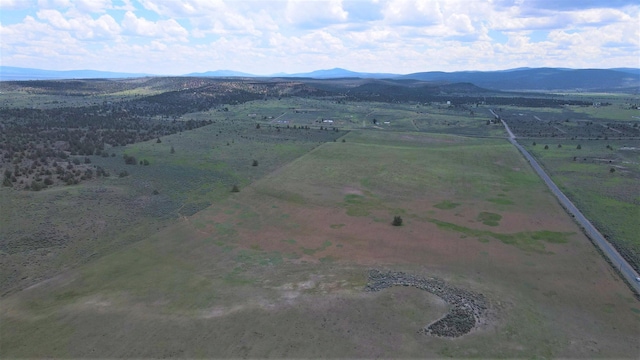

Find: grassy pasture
<box><xmin>228</xmin><ymin>98</ymin><xmax>504</xmax><ymax>137</ymax></box>
<box><xmin>524</xmin><ymin>138</ymin><xmax>640</xmax><ymax>272</ymax></box>
<box><xmin>2</xmin><ymin>130</ymin><xmax>638</xmax><ymax>358</ymax></box>
<box><xmin>0</xmin><ymin>104</ymin><xmax>343</xmax><ymax>295</ymax></box>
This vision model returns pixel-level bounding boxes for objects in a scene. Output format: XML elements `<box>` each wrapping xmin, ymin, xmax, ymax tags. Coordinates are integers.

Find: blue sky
<box><xmin>1</xmin><ymin>0</ymin><xmax>638</xmax><ymax>75</ymax></box>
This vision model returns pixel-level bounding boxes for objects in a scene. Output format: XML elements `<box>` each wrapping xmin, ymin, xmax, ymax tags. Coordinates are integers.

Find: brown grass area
<box><xmin>178</xmin><ymin>180</ymin><xmax>640</xmax><ymax>357</ymax></box>
<box><xmin>2</xmin><ymin>132</ymin><xmax>639</xmax><ymax>358</ymax></box>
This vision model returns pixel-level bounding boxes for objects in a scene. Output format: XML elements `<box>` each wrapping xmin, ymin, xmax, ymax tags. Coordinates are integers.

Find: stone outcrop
<box><xmin>365</xmin><ymin>269</ymin><xmax>487</xmax><ymax>338</ymax></box>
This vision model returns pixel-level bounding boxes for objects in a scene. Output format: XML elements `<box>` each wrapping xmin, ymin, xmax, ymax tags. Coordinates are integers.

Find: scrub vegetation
<box><xmin>1</xmin><ymin>77</ymin><xmax>638</xmax><ymax>358</ymax></box>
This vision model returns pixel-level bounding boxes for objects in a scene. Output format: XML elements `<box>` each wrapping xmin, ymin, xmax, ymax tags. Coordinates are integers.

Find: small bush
<box><xmin>392</xmin><ymin>216</ymin><xmax>403</xmax><ymax>226</ymax></box>
<box><xmin>252</xmin><ymin>160</ymin><xmax>258</xmax><ymax>167</ymax></box>
<box><xmin>231</xmin><ymin>184</ymin><xmax>240</xmax><ymax>192</ymax></box>
<box><xmin>123</xmin><ymin>154</ymin><xmax>136</xmax><ymax>165</ymax></box>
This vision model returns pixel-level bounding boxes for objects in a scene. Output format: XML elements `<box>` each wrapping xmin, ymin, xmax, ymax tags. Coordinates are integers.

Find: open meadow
<box><xmin>1</xmin><ymin>79</ymin><xmax>639</xmax><ymax>358</ymax></box>
<box><xmin>2</xmin><ymin>127</ymin><xmax>638</xmax><ymax>358</ymax></box>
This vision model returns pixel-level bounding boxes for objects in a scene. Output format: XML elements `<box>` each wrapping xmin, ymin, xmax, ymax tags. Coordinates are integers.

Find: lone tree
<box><xmin>392</xmin><ymin>216</ymin><xmax>403</xmax><ymax>226</ymax></box>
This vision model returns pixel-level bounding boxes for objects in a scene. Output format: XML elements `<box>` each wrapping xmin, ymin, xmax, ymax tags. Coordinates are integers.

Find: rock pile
<box><xmin>364</xmin><ymin>269</ymin><xmax>487</xmax><ymax>338</ymax></box>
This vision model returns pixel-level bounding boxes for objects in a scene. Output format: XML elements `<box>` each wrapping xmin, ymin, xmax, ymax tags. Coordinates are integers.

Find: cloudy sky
<box><xmin>1</xmin><ymin>0</ymin><xmax>638</xmax><ymax>75</ymax></box>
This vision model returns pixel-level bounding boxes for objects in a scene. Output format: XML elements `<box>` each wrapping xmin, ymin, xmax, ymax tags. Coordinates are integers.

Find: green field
<box><xmin>0</xmin><ymin>109</ymin><xmax>343</xmax><ymax>294</ymax></box>
<box><xmin>523</xmin><ymin>138</ymin><xmax>640</xmax><ymax>271</ymax></box>
<box><xmin>2</xmin><ymin>121</ymin><xmax>638</xmax><ymax>358</ymax></box>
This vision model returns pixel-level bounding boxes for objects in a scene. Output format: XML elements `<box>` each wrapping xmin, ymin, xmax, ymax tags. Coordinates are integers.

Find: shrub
<box><xmin>123</xmin><ymin>154</ymin><xmax>136</xmax><ymax>165</ymax></box>
<box><xmin>392</xmin><ymin>216</ymin><xmax>403</xmax><ymax>226</ymax></box>
<box><xmin>231</xmin><ymin>184</ymin><xmax>240</xmax><ymax>193</ymax></box>
<box><xmin>252</xmin><ymin>160</ymin><xmax>258</xmax><ymax>167</ymax></box>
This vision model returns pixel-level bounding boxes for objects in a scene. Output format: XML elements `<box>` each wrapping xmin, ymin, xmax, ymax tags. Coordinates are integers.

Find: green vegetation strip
<box><xmin>427</xmin><ymin>218</ymin><xmax>573</xmax><ymax>253</ymax></box>
<box><xmin>477</xmin><ymin>212</ymin><xmax>502</xmax><ymax>226</ymax></box>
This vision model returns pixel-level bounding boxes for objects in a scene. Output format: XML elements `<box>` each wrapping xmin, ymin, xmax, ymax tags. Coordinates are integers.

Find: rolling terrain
<box><xmin>0</xmin><ymin>77</ymin><xmax>639</xmax><ymax>358</ymax></box>
<box><xmin>3</xmin><ymin>66</ymin><xmax>639</xmax><ymax>92</ymax></box>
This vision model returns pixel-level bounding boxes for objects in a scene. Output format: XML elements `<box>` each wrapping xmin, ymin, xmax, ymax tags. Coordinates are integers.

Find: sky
<box><xmin>1</xmin><ymin>0</ymin><xmax>639</xmax><ymax>75</ymax></box>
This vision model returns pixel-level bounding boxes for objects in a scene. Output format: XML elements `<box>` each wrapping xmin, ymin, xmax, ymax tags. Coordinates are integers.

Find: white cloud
<box><xmin>446</xmin><ymin>13</ymin><xmax>474</xmax><ymax>34</ymax></box>
<box><xmin>75</xmin><ymin>0</ymin><xmax>112</xmax><ymax>13</ymax></box>
<box><xmin>382</xmin><ymin>0</ymin><xmax>443</xmax><ymax>26</ymax></box>
<box><xmin>285</xmin><ymin>0</ymin><xmax>349</xmax><ymax>28</ymax></box>
<box><xmin>36</xmin><ymin>9</ymin><xmax>120</xmax><ymax>39</ymax></box>
<box><xmin>0</xmin><ymin>0</ymin><xmax>638</xmax><ymax>73</ymax></box>
<box><xmin>36</xmin><ymin>0</ymin><xmax>71</xmax><ymax>9</ymax></box>
<box><xmin>121</xmin><ymin>11</ymin><xmax>188</xmax><ymax>41</ymax></box>
<box><xmin>569</xmin><ymin>8</ymin><xmax>631</xmax><ymax>26</ymax></box>
<box><xmin>137</xmin><ymin>0</ymin><xmax>226</xmax><ymax>18</ymax></box>
<box><xmin>0</xmin><ymin>0</ymin><xmax>35</xmax><ymax>10</ymax></box>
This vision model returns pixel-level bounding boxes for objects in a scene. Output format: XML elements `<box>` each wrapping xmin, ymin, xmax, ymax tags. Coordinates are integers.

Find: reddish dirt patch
<box><xmin>193</xmin><ymin>189</ymin><xmax>582</xmax><ymax>273</ymax></box>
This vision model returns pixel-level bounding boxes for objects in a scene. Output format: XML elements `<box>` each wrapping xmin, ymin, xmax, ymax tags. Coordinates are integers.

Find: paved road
<box><xmin>495</xmin><ymin>112</ymin><xmax>640</xmax><ymax>295</ymax></box>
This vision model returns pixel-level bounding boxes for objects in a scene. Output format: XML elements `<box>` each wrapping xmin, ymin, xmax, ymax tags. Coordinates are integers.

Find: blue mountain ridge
<box><xmin>1</xmin><ymin>66</ymin><xmax>638</xmax><ymax>91</ymax></box>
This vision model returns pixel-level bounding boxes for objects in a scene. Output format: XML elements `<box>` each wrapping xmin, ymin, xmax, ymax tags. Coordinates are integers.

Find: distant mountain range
<box><xmin>399</xmin><ymin>68</ymin><xmax>640</xmax><ymax>91</ymax></box>
<box><xmin>184</xmin><ymin>70</ymin><xmax>256</xmax><ymax>77</ymax></box>
<box><xmin>0</xmin><ymin>66</ymin><xmax>153</xmax><ymax>81</ymax></box>
<box><xmin>1</xmin><ymin>66</ymin><xmax>638</xmax><ymax>92</ymax></box>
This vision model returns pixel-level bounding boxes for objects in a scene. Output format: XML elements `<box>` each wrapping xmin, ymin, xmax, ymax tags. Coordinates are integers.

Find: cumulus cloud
<box><xmin>0</xmin><ymin>0</ymin><xmax>638</xmax><ymax>73</ymax></box>
<box><xmin>137</xmin><ymin>0</ymin><xmax>226</xmax><ymax>18</ymax></box>
<box><xmin>382</xmin><ymin>0</ymin><xmax>443</xmax><ymax>26</ymax></box>
<box><xmin>36</xmin><ymin>8</ymin><xmax>120</xmax><ymax>39</ymax></box>
<box><xmin>0</xmin><ymin>0</ymin><xmax>35</xmax><ymax>10</ymax></box>
<box><xmin>285</xmin><ymin>0</ymin><xmax>349</xmax><ymax>28</ymax></box>
<box><xmin>121</xmin><ymin>11</ymin><xmax>188</xmax><ymax>41</ymax></box>
<box><xmin>74</xmin><ymin>0</ymin><xmax>112</xmax><ymax>13</ymax></box>
<box><xmin>501</xmin><ymin>0</ymin><xmax>638</xmax><ymax>13</ymax></box>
